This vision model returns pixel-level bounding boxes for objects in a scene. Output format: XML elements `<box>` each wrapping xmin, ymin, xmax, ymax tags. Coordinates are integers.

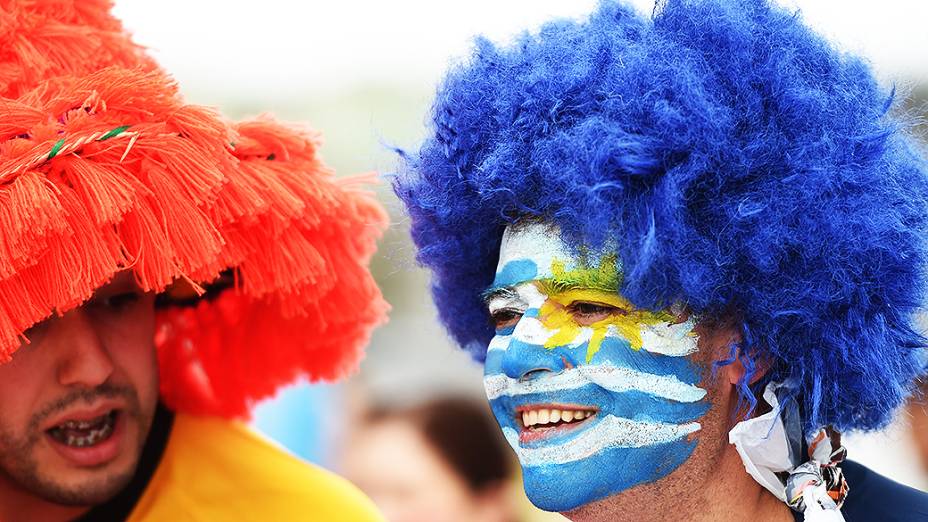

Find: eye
<box><xmin>97</xmin><ymin>292</ymin><xmax>142</xmax><ymax>310</ymax></box>
<box><xmin>567</xmin><ymin>301</ymin><xmax>624</xmax><ymax>325</ymax></box>
<box><xmin>490</xmin><ymin>308</ymin><xmax>523</xmax><ymax>331</ymax></box>
<box><xmin>22</xmin><ymin>319</ymin><xmax>50</xmax><ymax>341</ymax></box>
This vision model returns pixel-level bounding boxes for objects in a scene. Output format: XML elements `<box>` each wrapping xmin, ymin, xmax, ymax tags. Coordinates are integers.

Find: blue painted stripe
<box><xmin>492</xmin><ymin>259</ymin><xmax>539</xmax><ymax>288</ymax></box>
<box><xmin>539</xmin><ymin>336</ymin><xmax>704</xmax><ymax>385</ymax></box>
<box><xmin>520</xmin><ymin>437</ymin><xmax>697</xmax><ymax>511</ymax></box>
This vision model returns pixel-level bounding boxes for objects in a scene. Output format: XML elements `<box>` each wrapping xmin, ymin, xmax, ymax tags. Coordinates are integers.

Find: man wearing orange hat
<box><xmin>0</xmin><ymin>1</ymin><xmax>388</xmax><ymax>520</ymax></box>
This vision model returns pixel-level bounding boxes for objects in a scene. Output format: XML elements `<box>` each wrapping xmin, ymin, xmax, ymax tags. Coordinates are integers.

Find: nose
<box><xmin>56</xmin><ymin>308</ymin><xmax>115</xmax><ymax>387</ymax></box>
<box><xmin>501</xmin><ymin>311</ymin><xmax>567</xmax><ymax>381</ymax></box>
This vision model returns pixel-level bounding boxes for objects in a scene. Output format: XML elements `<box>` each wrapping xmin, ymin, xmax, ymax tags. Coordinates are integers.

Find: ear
<box><xmin>724</xmin><ymin>349</ymin><xmax>773</xmax><ymax>386</ymax></box>
<box><xmin>699</xmin><ymin>319</ymin><xmax>771</xmax><ymax>386</ymax></box>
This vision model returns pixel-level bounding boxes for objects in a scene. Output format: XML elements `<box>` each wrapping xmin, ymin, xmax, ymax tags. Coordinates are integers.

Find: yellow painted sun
<box><xmin>537</xmin><ymin>258</ymin><xmax>673</xmax><ymax>362</ymax></box>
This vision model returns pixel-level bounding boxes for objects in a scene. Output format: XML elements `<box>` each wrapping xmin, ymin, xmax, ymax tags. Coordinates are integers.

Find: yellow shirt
<box><xmin>127</xmin><ymin>413</ymin><xmax>384</xmax><ymax>521</ymax></box>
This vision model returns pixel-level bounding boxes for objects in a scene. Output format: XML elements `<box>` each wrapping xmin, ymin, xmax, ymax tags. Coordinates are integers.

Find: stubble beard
<box><xmin>0</xmin><ymin>384</ymin><xmax>152</xmax><ymax>506</ymax></box>
<box><xmin>559</xmin><ymin>376</ymin><xmax>739</xmax><ymax>522</ymax></box>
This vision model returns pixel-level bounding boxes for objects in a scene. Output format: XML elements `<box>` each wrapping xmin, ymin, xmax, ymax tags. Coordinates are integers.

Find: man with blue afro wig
<box><xmin>395</xmin><ymin>0</ymin><xmax>928</xmax><ymax>520</ymax></box>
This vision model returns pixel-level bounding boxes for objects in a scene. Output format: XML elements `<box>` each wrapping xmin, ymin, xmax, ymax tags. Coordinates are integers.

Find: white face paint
<box><xmin>482</xmin><ymin>222</ymin><xmax>710</xmax><ymax>512</ymax></box>
<box><xmin>494</xmin><ymin>224</ymin><xmax>584</xmax><ymax>281</ymax></box>
<box><xmin>484</xmin><ymin>362</ymin><xmax>708</xmax><ymax>404</ymax></box>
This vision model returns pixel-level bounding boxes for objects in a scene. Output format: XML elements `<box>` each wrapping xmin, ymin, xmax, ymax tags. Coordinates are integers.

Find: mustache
<box><xmin>29</xmin><ymin>384</ymin><xmax>141</xmax><ymax>433</ymax></box>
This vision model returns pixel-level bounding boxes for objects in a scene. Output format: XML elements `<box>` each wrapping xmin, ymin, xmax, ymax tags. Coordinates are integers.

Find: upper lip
<box><xmin>515</xmin><ymin>402</ymin><xmax>598</xmax><ymax>413</ymax></box>
<box><xmin>42</xmin><ymin>400</ymin><xmax>123</xmax><ymax>431</ymax></box>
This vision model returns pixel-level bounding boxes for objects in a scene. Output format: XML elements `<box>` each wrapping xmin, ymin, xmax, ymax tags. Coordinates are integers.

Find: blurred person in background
<box><xmin>395</xmin><ymin>0</ymin><xmax>928</xmax><ymax>521</ymax></box>
<box><xmin>343</xmin><ymin>397</ymin><xmax>520</xmax><ymax>522</ymax></box>
<box><xmin>0</xmin><ymin>1</ymin><xmax>387</xmax><ymax>520</ymax></box>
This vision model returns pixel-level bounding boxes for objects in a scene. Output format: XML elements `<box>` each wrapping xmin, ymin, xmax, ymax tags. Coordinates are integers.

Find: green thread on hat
<box><xmin>44</xmin><ymin>126</ymin><xmax>131</xmax><ymax>163</ymax></box>
<box><xmin>47</xmin><ymin>139</ymin><xmax>65</xmax><ymax>160</ymax></box>
<box><xmin>98</xmin><ymin>125</ymin><xmax>131</xmax><ymax>141</ymax></box>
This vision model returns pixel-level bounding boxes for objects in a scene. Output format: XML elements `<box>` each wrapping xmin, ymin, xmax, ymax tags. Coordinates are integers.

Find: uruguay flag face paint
<box><xmin>483</xmin><ymin>223</ymin><xmax>710</xmax><ymax>512</ymax></box>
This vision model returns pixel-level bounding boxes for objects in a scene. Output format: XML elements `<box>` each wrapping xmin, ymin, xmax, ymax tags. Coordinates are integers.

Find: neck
<box><xmin>0</xmin><ymin>476</ymin><xmax>89</xmax><ymax>522</ymax></box>
<box><xmin>563</xmin><ymin>439</ymin><xmax>793</xmax><ymax>522</ymax></box>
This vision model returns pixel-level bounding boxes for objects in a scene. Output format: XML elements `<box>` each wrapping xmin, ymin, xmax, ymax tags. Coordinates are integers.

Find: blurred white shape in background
<box><xmin>116</xmin><ymin>0</ymin><xmax>927</xmax><ymax>102</ymax></box>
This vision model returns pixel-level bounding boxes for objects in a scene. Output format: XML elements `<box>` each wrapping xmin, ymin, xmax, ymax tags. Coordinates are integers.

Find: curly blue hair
<box><xmin>394</xmin><ymin>0</ymin><xmax>928</xmax><ymax>433</ymax></box>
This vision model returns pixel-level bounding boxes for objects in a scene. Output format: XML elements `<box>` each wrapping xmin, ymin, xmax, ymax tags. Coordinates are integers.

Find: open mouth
<box><xmin>517</xmin><ymin>405</ymin><xmax>598</xmax><ymax>443</ymax></box>
<box><xmin>47</xmin><ymin>410</ymin><xmax>118</xmax><ymax>448</ymax></box>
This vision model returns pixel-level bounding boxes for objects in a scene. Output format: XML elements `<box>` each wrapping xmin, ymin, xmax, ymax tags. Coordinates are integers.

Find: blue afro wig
<box><xmin>394</xmin><ymin>0</ymin><xmax>928</xmax><ymax>433</ymax></box>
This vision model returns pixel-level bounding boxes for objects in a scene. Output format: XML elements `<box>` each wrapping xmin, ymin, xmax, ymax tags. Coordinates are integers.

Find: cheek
<box><xmin>112</xmin><ymin>339</ymin><xmax>158</xmax><ymax>399</ymax></box>
<box><xmin>0</xmin><ymin>342</ymin><xmax>58</xmax><ymax>434</ymax></box>
<box><xmin>0</xmin><ymin>368</ymin><xmax>40</xmax><ymax>438</ymax></box>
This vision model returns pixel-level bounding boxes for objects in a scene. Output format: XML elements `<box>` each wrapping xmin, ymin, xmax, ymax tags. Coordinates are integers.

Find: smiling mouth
<box><xmin>47</xmin><ymin>410</ymin><xmax>118</xmax><ymax>448</ymax></box>
<box><xmin>517</xmin><ymin>406</ymin><xmax>598</xmax><ymax>443</ymax></box>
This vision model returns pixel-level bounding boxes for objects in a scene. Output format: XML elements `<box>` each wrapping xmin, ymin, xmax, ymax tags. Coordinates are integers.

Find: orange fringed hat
<box><xmin>0</xmin><ymin>0</ymin><xmax>389</xmax><ymax>418</ymax></box>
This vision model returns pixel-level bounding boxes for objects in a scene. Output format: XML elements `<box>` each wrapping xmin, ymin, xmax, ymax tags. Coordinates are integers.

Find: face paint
<box><xmin>482</xmin><ymin>223</ymin><xmax>709</xmax><ymax>512</ymax></box>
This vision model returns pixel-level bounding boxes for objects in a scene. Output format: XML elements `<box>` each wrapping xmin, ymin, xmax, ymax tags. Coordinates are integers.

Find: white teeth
<box><xmin>537</xmin><ymin>409</ymin><xmax>550</xmax><ymax>424</ymax></box>
<box><xmin>520</xmin><ymin>408</ymin><xmax>596</xmax><ymax>428</ymax></box>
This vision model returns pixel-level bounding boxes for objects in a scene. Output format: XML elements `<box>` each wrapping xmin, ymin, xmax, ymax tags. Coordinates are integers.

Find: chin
<box><xmin>18</xmin><ymin>454</ymin><xmax>138</xmax><ymax>507</ymax></box>
<box><xmin>521</xmin><ymin>464</ymin><xmax>634</xmax><ymax>512</ymax></box>
<box><xmin>30</xmin><ymin>422</ymin><xmax>144</xmax><ymax>505</ymax></box>
<box><xmin>51</xmin><ymin>468</ymin><xmax>136</xmax><ymax>505</ymax></box>
<box><xmin>519</xmin><ymin>441</ymin><xmax>697</xmax><ymax>513</ymax></box>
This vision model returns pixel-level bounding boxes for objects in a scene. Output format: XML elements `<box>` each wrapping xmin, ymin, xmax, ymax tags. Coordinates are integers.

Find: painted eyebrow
<box><xmin>541</xmin><ymin>253</ymin><xmax>623</xmax><ymax>293</ymax></box>
<box><xmin>481</xmin><ymin>286</ymin><xmax>518</xmax><ymax>306</ymax></box>
<box><xmin>481</xmin><ymin>271</ymin><xmax>620</xmax><ymax>306</ymax></box>
<box><xmin>542</xmin><ymin>271</ymin><xmax>620</xmax><ymax>293</ymax></box>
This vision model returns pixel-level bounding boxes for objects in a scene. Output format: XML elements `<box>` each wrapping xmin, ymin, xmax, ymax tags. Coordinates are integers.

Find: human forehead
<box><xmin>491</xmin><ymin>223</ymin><xmax>618</xmax><ymax>289</ymax></box>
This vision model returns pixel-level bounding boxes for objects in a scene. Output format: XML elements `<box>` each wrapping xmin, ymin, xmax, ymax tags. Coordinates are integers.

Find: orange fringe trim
<box><xmin>0</xmin><ymin>1</ymin><xmax>389</xmax><ymax>418</ymax></box>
